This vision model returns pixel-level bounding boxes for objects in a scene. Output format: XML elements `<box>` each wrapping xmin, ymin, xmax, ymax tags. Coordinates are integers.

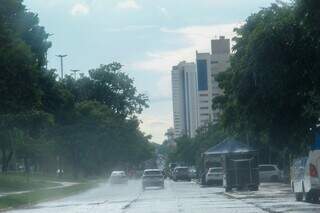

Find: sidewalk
<box><xmin>224</xmin><ymin>183</ymin><xmax>320</xmax><ymax>212</ymax></box>
<box><xmin>225</xmin><ymin>182</ymin><xmax>292</xmax><ymax>199</ymax></box>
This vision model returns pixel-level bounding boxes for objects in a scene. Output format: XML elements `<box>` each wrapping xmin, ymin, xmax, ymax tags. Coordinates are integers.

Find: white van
<box><xmin>291</xmin><ymin>150</ymin><xmax>320</xmax><ymax>202</ymax></box>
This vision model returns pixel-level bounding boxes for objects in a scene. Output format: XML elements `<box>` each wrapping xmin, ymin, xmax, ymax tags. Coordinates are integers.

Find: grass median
<box><xmin>0</xmin><ymin>181</ymin><xmax>97</xmax><ymax>210</ymax></box>
<box><xmin>0</xmin><ymin>174</ymin><xmax>62</xmax><ymax>193</ymax></box>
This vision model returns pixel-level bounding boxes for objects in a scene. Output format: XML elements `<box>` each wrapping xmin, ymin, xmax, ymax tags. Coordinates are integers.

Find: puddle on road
<box><xmin>20</xmin><ymin>198</ymin><xmax>145</xmax><ymax>211</ymax></box>
<box><xmin>21</xmin><ymin>200</ymin><xmax>109</xmax><ymax>210</ymax></box>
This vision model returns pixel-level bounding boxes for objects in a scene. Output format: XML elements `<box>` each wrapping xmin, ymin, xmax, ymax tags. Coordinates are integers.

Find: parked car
<box><xmin>168</xmin><ymin>163</ymin><xmax>178</xmax><ymax>179</ymax></box>
<box><xmin>291</xmin><ymin>150</ymin><xmax>320</xmax><ymax>202</ymax></box>
<box><xmin>189</xmin><ymin>168</ymin><xmax>197</xmax><ymax>179</ymax></box>
<box><xmin>173</xmin><ymin>167</ymin><xmax>191</xmax><ymax>181</ymax></box>
<box><xmin>109</xmin><ymin>171</ymin><xmax>128</xmax><ymax>184</ymax></box>
<box><xmin>206</xmin><ymin>167</ymin><xmax>223</xmax><ymax>185</ymax></box>
<box><xmin>142</xmin><ymin>169</ymin><xmax>164</xmax><ymax>190</ymax></box>
<box><xmin>259</xmin><ymin>164</ymin><xmax>283</xmax><ymax>182</ymax></box>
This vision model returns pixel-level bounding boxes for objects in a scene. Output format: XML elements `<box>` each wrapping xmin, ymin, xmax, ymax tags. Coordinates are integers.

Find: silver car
<box><xmin>142</xmin><ymin>169</ymin><xmax>164</xmax><ymax>190</ymax></box>
<box><xmin>259</xmin><ymin>164</ymin><xmax>283</xmax><ymax>182</ymax></box>
<box><xmin>109</xmin><ymin>171</ymin><xmax>128</xmax><ymax>184</ymax></box>
<box><xmin>205</xmin><ymin>167</ymin><xmax>223</xmax><ymax>185</ymax></box>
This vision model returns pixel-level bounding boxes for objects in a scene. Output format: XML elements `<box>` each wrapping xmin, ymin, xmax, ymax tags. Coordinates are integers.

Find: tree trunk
<box><xmin>72</xmin><ymin>159</ymin><xmax>79</xmax><ymax>179</ymax></box>
<box><xmin>1</xmin><ymin>148</ymin><xmax>13</xmax><ymax>173</ymax></box>
<box><xmin>24</xmin><ymin>157</ymin><xmax>30</xmax><ymax>174</ymax></box>
<box><xmin>71</xmin><ymin>152</ymin><xmax>79</xmax><ymax>179</ymax></box>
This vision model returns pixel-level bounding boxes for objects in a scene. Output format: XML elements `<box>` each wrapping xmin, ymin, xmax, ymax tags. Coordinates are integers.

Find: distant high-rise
<box><xmin>196</xmin><ymin>52</ymin><xmax>212</xmax><ymax>126</ymax></box>
<box><xmin>211</xmin><ymin>36</ymin><xmax>230</xmax><ymax>55</ymax></box>
<box><xmin>164</xmin><ymin>128</ymin><xmax>176</xmax><ymax>148</ymax></box>
<box><xmin>196</xmin><ymin>36</ymin><xmax>230</xmax><ymax>125</ymax></box>
<box><xmin>171</xmin><ymin>61</ymin><xmax>199</xmax><ymax>138</ymax></box>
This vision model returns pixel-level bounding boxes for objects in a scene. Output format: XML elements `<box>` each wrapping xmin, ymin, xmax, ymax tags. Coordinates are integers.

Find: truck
<box><xmin>201</xmin><ymin>138</ymin><xmax>259</xmax><ymax>191</ymax></box>
<box><xmin>223</xmin><ymin>153</ymin><xmax>259</xmax><ymax>192</ymax></box>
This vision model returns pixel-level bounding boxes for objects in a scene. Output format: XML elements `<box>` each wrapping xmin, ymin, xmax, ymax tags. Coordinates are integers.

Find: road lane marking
<box><xmin>121</xmin><ymin>192</ymin><xmax>143</xmax><ymax>211</ymax></box>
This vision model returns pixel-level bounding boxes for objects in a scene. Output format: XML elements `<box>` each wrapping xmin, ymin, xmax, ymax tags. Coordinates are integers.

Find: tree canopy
<box><xmin>0</xmin><ymin>0</ymin><xmax>154</xmax><ymax>176</ymax></box>
<box><xmin>170</xmin><ymin>0</ymin><xmax>320</xmax><ymax>168</ymax></box>
<box><xmin>213</xmin><ymin>0</ymin><xmax>320</xmax><ymax>156</ymax></box>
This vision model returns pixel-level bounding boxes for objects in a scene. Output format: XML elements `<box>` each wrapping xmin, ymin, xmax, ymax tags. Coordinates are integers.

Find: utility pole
<box><xmin>71</xmin><ymin>69</ymin><xmax>80</xmax><ymax>80</ymax></box>
<box><xmin>45</xmin><ymin>33</ymin><xmax>54</xmax><ymax>70</ymax></box>
<box><xmin>56</xmin><ymin>54</ymin><xmax>67</xmax><ymax>79</ymax></box>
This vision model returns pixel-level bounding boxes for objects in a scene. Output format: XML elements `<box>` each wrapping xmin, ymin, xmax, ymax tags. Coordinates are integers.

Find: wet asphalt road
<box><xmin>8</xmin><ymin>180</ymin><xmax>320</xmax><ymax>213</ymax></box>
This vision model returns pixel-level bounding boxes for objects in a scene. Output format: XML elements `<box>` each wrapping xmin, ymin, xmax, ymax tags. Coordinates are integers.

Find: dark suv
<box><xmin>173</xmin><ymin>167</ymin><xmax>191</xmax><ymax>181</ymax></box>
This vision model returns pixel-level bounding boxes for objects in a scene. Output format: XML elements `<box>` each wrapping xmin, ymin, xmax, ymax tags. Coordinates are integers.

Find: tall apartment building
<box><xmin>164</xmin><ymin>128</ymin><xmax>176</xmax><ymax>148</ymax></box>
<box><xmin>196</xmin><ymin>36</ymin><xmax>230</xmax><ymax>126</ymax></box>
<box><xmin>171</xmin><ymin>61</ymin><xmax>199</xmax><ymax>138</ymax></box>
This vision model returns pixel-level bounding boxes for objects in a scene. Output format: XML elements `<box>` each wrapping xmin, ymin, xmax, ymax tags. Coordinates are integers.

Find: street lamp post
<box><xmin>45</xmin><ymin>33</ymin><xmax>54</xmax><ymax>70</ymax></box>
<box><xmin>71</xmin><ymin>69</ymin><xmax>80</xmax><ymax>80</ymax></box>
<box><xmin>56</xmin><ymin>54</ymin><xmax>67</xmax><ymax>79</ymax></box>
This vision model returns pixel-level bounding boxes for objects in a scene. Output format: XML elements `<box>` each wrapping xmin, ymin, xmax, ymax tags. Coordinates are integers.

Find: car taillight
<box><xmin>309</xmin><ymin>164</ymin><xmax>318</xmax><ymax>177</ymax></box>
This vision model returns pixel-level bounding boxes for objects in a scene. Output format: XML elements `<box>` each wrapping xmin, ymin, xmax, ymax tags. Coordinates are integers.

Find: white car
<box><xmin>142</xmin><ymin>169</ymin><xmax>164</xmax><ymax>190</ymax></box>
<box><xmin>259</xmin><ymin>164</ymin><xmax>283</xmax><ymax>182</ymax></box>
<box><xmin>205</xmin><ymin>167</ymin><xmax>223</xmax><ymax>185</ymax></box>
<box><xmin>109</xmin><ymin>171</ymin><xmax>128</xmax><ymax>184</ymax></box>
<box><xmin>291</xmin><ymin>150</ymin><xmax>320</xmax><ymax>202</ymax></box>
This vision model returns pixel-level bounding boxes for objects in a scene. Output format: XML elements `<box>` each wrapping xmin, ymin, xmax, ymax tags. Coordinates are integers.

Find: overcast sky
<box><xmin>24</xmin><ymin>0</ymin><xmax>279</xmax><ymax>144</ymax></box>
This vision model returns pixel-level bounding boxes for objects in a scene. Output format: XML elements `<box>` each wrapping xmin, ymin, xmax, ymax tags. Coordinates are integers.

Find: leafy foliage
<box><xmin>170</xmin><ymin>1</ymin><xmax>320</xmax><ymax>167</ymax></box>
<box><xmin>213</xmin><ymin>0</ymin><xmax>320</xmax><ymax>156</ymax></box>
<box><xmin>0</xmin><ymin>0</ymin><xmax>51</xmax><ymax>113</ymax></box>
<box><xmin>0</xmin><ymin>0</ymin><xmax>154</xmax><ymax>176</ymax></box>
<box><xmin>168</xmin><ymin>124</ymin><xmax>227</xmax><ymax>167</ymax></box>
<box><xmin>62</xmin><ymin>63</ymin><xmax>149</xmax><ymax>118</ymax></box>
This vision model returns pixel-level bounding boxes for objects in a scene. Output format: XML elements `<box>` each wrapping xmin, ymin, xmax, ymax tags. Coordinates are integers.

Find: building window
<box><xmin>200</xmin><ymin>113</ymin><xmax>209</xmax><ymax>116</ymax></box>
<box><xmin>200</xmin><ymin>107</ymin><xmax>209</xmax><ymax>110</ymax></box>
<box><xmin>201</xmin><ymin>120</ymin><xmax>209</xmax><ymax>124</ymax></box>
<box><xmin>200</xmin><ymin>100</ymin><xmax>209</xmax><ymax>103</ymax></box>
<box><xmin>199</xmin><ymin>94</ymin><xmax>208</xmax><ymax>97</ymax></box>
<box><xmin>197</xmin><ymin>60</ymin><xmax>208</xmax><ymax>91</ymax></box>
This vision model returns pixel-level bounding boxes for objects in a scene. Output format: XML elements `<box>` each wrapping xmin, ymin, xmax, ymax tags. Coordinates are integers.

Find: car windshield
<box><xmin>111</xmin><ymin>171</ymin><xmax>125</xmax><ymax>176</ymax></box>
<box><xmin>175</xmin><ymin>168</ymin><xmax>188</xmax><ymax>172</ymax></box>
<box><xmin>144</xmin><ymin>170</ymin><xmax>162</xmax><ymax>176</ymax></box>
<box><xmin>4</xmin><ymin>0</ymin><xmax>319</xmax><ymax>212</ymax></box>
<box><xmin>259</xmin><ymin>166</ymin><xmax>275</xmax><ymax>171</ymax></box>
<box><xmin>209</xmin><ymin>168</ymin><xmax>223</xmax><ymax>173</ymax></box>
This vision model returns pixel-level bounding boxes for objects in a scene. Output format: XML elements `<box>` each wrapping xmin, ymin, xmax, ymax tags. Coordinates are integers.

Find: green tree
<box><xmin>0</xmin><ymin>0</ymin><xmax>52</xmax><ymax>171</ymax></box>
<box><xmin>168</xmin><ymin>124</ymin><xmax>227</xmax><ymax>167</ymax></box>
<box><xmin>0</xmin><ymin>112</ymin><xmax>53</xmax><ymax>172</ymax></box>
<box><xmin>52</xmin><ymin>64</ymin><xmax>151</xmax><ymax>177</ymax></box>
<box><xmin>0</xmin><ymin>0</ymin><xmax>153</xmax><ymax>176</ymax></box>
<box><xmin>213</xmin><ymin>1</ymin><xmax>320</xmax><ymax>158</ymax></box>
<box><xmin>63</xmin><ymin>63</ymin><xmax>148</xmax><ymax>117</ymax></box>
<box><xmin>54</xmin><ymin>100</ymin><xmax>153</xmax><ymax>177</ymax></box>
<box><xmin>0</xmin><ymin>0</ymin><xmax>51</xmax><ymax>113</ymax></box>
